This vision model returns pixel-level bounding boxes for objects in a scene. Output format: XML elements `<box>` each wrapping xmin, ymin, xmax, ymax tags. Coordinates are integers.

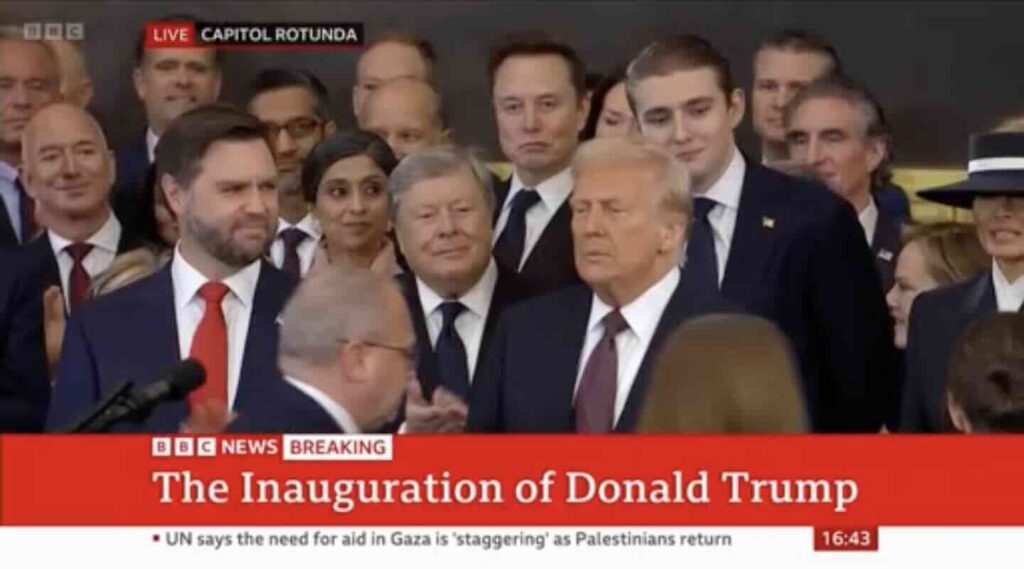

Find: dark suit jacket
<box><xmin>112</xmin><ymin>138</ymin><xmax>153</xmax><ymax>245</ymax></box>
<box><xmin>467</xmin><ymin>272</ymin><xmax>732</xmax><ymax>433</ymax></box>
<box><xmin>45</xmin><ymin>260</ymin><xmax>297</xmax><ymax>433</ymax></box>
<box><xmin>492</xmin><ymin>177</ymin><xmax>581</xmax><ymax>298</ymax></box>
<box><xmin>684</xmin><ymin>163</ymin><xmax>897</xmax><ymax>432</ymax></box>
<box><xmin>873</xmin><ymin>183</ymin><xmax>912</xmax><ymax>224</ymax></box>
<box><xmin>0</xmin><ymin>198</ymin><xmax>18</xmax><ymax>249</ymax></box>
<box><xmin>900</xmin><ymin>273</ymin><xmax>996</xmax><ymax>433</ymax></box>
<box><xmin>871</xmin><ymin>210</ymin><xmax>903</xmax><ymax>293</ymax></box>
<box><xmin>228</xmin><ymin>378</ymin><xmax>347</xmax><ymax>434</ymax></box>
<box><xmin>0</xmin><ymin>229</ymin><xmax>143</xmax><ymax>432</ymax></box>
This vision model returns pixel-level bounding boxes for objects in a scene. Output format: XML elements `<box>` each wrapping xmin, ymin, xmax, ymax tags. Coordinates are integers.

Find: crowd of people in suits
<box><xmin>1</xmin><ymin>16</ymin><xmax>1023</xmax><ymax>435</ymax></box>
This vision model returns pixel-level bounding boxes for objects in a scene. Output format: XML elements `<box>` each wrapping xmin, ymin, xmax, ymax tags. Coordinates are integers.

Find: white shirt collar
<box><xmin>858</xmin><ymin>198</ymin><xmax>879</xmax><ymax>245</ymax></box>
<box><xmin>47</xmin><ymin>211</ymin><xmax>121</xmax><ymax>257</ymax></box>
<box><xmin>278</xmin><ymin>212</ymin><xmax>323</xmax><ymax>240</ymax></box>
<box><xmin>508</xmin><ymin>165</ymin><xmax>574</xmax><ymax>212</ymax></box>
<box><xmin>146</xmin><ymin>128</ymin><xmax>160</xmax><ymax>164</ymax></box>
<box><xmin>586</xmin><ymin>266</ymin><xmax>681</xmax><ymax>342</ymax></box>
<box><xmin>171</xmin><ymin>244</ymin><xmax>261</xmax><ymax>310</ymax></box>
<box><xmin>417</xmin><ymin>258</ymin><xmax>498</xmax><ymax>320</ymax></box>
<box><xmin>0</xmin><ymin>160</ymin><xmax>17</xmax><ymax>183</ymax></box>
<box><xmin>992</xmin><ymin>261</ymin><xmax>1024</xmax><ymax>313</ymax></box>
<box><xmin>283</xmin><ymin>375</ymin><xmax>362</xmax><ymax>433</ymax></box>
<box><xmin>702</xmin><ymin>146</ymin><xmax>745</xmax><ymax>210</ymax></box>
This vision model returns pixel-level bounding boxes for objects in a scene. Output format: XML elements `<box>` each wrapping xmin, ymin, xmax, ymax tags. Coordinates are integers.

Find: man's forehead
<box><xmin>359</xmin><ymin>42</ymin><xmax>427</xmax><ymax>77</ymax></box>
<box><xmin>0</xmin><ymin>40</ymin><xmax>58</xmax><ymax>76</ymax></box>
<box><xmin>755</xmin><ymin>48</ymin><xmax>832</xmax><ymax>76</ymax></box>
<box><xmin>143</xmin><ymin>47</ymin><xmax>216</xmax><ymax>65</ymax></box>
<box><xmin>633</xmin><ymin>72</ymin><xmax>722</xmax><ymax>110</ymax></box>
<box><xmin>494</xmin><ymin>54</ymin><xmax>574</xmax><ymax>91</ymax></box>
<box><xmin>26</xmin><ymin>105</ymin><xmax>105</xmax><ymax>148</ymax></box>
<box><xmin>792</xmin><ymin>97</ymin><xmax>861</xmax><ymax>129</ymax></box>
<box><xmin>250</xmin><ymin>86</ymin><xmax>318</xmax><ymax>117</ymax></box>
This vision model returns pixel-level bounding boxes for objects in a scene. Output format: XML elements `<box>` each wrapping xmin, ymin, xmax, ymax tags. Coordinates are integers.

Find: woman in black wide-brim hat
<box><xmin>900</xmin><ymin>131</ymin><xmax>1024</xmax><ymax>432</ymax></box>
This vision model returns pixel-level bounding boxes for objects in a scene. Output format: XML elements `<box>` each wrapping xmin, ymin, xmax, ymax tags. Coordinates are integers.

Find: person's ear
<box><xmin>161</xmin><ymin>173</ymin><xmax>187</xmax><ymax>219</ymax></box>
<box><xmin>132</xmin><ymin>66</ymin><xmax>147</xmax><ymax>102</ymax></box>
<box><xmin>323</xmin><ymin>120</ymin><xmax>337</xmax><ymax>137</ymax></box>
<box><xmin>339</xmin><ymin>341</ymin><xmax>370</xmax><ymax>385</ymax></box>
<box><xmin>947</xmin><ymin>392</ymin><xmax>972</xmax><ymax>433</ymax></box>
<box><xmin>727</xmin><ymin>88</ymin><xmax>746</xmax><ymax>130</ymax></box>
<box><xmin>866</xmin><ymin>136</ymin><xmax>887</xmax><ymax>173</ymax></box>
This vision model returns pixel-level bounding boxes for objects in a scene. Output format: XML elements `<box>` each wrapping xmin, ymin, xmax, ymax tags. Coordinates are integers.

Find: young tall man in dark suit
<box><xmin>626</xmin><ymin>36</ymin><xmax>897</xmax><ymax>432</ymax></box>
<box><xmin>47</xmin><ymin>104</ymin><xmax>296</xmax><ymax>432</ymax></box>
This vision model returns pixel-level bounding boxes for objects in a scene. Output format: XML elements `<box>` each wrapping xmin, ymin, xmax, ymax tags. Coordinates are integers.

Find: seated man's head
<box><xmin>359</xmin><ymin>78</ymin><xmax>448</xmax><ymax>160</ymax></box>
<box><xmin>947</xmin><ymin>313</ymin><xmax>1024</xmax><ymax>433</ymax></box>
<box><xmin>278</xmin><ymin>267</ymin><xmax>415</xmax><ymax>431</ymax></box>
<box><xmin>570</xmin><ymin>136</ymin><xmax>690</xmax><ymax>307</ymax></box>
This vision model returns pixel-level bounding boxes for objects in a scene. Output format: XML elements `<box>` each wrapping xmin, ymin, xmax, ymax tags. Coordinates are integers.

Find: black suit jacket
<box><xmin>685</xmin><ymin>163</ymin><xmax>897</xmax><ymax>432</ymax></box>
<box><xmin>228</xmin><ymin>378</ymin><xmax>347</xmax><ymax>434</ymax></box>
<box><xmin>871</xmin><ymin>210</ymin><xmax>903</xmax><ymax>293</ymax></box>
<box><xmin>467</xmin><ymin>271</ymin><xmax>732</xmax><ymax>433</ymax></box>
<box><xmin>0</xmin><ymin>229</ymin><xmax>143</xmax><ymax>432</ymax></box>
<box><xmin>112</xmin><ymin>138</ymin><xmax>153</xmax><ymax>244</ymax></box>
<box><xmin>492</xmin><ymin>177</ymin><xmax>581</xmax><ymax>298</ymax></box>
<box><xmin>397</xmin><ymin>265</ymin><xmax>526</xmax><ymax>398</ymax></box>
<box><xmin>0</xmin><ymin>198</ymin><xmax>18</xmax><ymax>249</ymax></box>
<box><xmin>900</xmin><ymin>273</ymin><xmax>997</xmax><ymax>433</ymax></box>
<box><xmin>46</xmin><ymin>260</ymin><xmax>297</xmax><ymax>432</ymax></box>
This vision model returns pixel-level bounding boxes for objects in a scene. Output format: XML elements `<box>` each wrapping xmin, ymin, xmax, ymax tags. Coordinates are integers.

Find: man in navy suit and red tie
<box><xmin>47</xmin><ymin>104</ymin><xmax>296</xmax><ymax>432</ymax></box>
<box><xmin>626</xmin><ymin>35</ymin><xmax>896</xmax><ymax>432</ymax></box>
<box><xmin>469</xmin><ymin>137</ymin><xmax>731</xmax><ymax>433</ymax></box>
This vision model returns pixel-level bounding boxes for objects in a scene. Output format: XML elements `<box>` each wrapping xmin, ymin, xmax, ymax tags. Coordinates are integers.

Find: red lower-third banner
<box><xmin>0</xmin><ymin>435</ymin><xmax>1020</xmax><ymax>526</ymax></box>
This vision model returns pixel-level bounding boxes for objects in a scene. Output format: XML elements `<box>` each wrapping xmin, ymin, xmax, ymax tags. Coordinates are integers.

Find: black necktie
<box><xmin>686</xmin><ymin>197</ymin><xmax>720</xmax><ymax>294</ymax></box>
<box><xmin>14</xmin><ymin>177</ymin><xmax>37</xmax><ymax>243</ymax></box>
<box><xmin>279</xmin><ymin>227</ymin><xmax>308</xmax><ymax>277</ymax></box>
<box><xmin>494</xmin><ymin>189</ymin><xmax>540</xmax><ymax>273</ymax></box>
<box><xmin>436</xmin><ymin>301</ymin><xmax>470</xmax><ymax>399</ymax></box>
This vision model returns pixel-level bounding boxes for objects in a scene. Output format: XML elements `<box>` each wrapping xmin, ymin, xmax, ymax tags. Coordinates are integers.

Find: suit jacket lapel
<box><xmin>475</xmin><ymin>267</ymin><xmax>524</xmax><ymax>382</ymax></box>
<box><xmin>492</xmin><ymin>177</ymin><xmax>511</xmax><ymax>226</ymax></box>
<box><xmin>720</xmin><ymin>165</ymin><xmax>781</xmax><ymax>301</ymax></box>
<box><xmin>963</xmin><ymin>272</ymin><xmax>997</xmax><ymax>318</ymax></box>
<box><xmin>134</xmin><ymin>265</ymin><xmax>187</xmax><ymax>425</ymax></box>
<box><xmin>234</xmin><ymin>263</ymin><xmax>292</xmax><ymax>410</ymax></box>
<box><xmin>0</xmin><ymin>199</ymin><xmax>16</xmax><ymax>247</ymax></box>
<box><xmin>397</xmin><ymin>273</ymin><xmax>443</xmax><ymax>396</ymax></box>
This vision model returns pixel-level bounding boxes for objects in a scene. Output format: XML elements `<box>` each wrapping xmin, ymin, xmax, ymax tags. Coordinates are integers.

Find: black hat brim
<box><xmin>917</xmin><ymin>176</ymin><xmax>1024</xmax><ymax>209</ymax></box>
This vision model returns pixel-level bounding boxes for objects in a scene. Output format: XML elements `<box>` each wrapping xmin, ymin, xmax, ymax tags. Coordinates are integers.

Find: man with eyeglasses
<box><xmin>229</xmin><ymin>268</ymin><xmax>416</xmax><ymax>434</ymax></box>
<box><xmin>246</xmin><ymin>68</ymin><xmax>337</xmax><ymax>277</ymax></box>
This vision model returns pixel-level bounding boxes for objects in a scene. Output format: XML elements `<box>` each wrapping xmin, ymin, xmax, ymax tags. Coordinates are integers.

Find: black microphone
<box><xmin>67</xmin><ymin>359</ymin><xmax>207</xmax><ymax>433</ymax></box>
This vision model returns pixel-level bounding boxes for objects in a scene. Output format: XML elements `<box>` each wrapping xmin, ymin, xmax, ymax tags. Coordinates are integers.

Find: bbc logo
<box><xmin>152</xmin><ymin>437</ymin><xmax>217</xmax><ymax>457</ymax></box>
<box><xmin>22</xmin><ymin>22</ymin><xmax>85</xmax><ymax>41</ymax></box>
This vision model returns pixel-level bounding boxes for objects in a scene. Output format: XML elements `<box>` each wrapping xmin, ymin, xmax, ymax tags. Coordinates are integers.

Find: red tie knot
<box><xmin>198</xmin><ymin>282</ymin><xmax>230</xmax><ymax>306</ymax></box>
<box><xmin>65</xmin><ymin>242</ymin><xmax>94</xmax><ymax>262</ymax></box>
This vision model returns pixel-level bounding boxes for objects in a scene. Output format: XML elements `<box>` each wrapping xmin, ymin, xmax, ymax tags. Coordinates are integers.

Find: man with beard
<box><xmin>47</xmin><ymin>104</ymin><xmax>296</xmax><ymax>432</ymax></box>
<box><xmin>246</xmin><ymin>68</ymin><xmax>335</xmax><ymax>277</ymax></box>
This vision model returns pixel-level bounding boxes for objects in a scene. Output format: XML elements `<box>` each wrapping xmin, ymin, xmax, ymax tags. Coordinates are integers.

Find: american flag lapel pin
<box><xmin>878</xmin><ymin>249</ymin><xmax>893</xmax><ymax>262</ymax></box>
<box><xmin>762</xmin><ymin>216</ymin><xmax>776</xmax><ymax>229</ymax></box>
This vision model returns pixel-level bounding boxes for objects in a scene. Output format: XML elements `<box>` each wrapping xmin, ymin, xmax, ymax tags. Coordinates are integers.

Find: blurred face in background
<box><xmin>133</xmin><ymin>48</ymin><xmax>221</xmax><ymax>135</ymax></box>
<box><xmin>752</xmin><ymin>48</ymin><xmax>833</xmax><ymax>145</ymax></box>
<box><xmin>0</xmin><ymin>39</ymin><xmax>61</xmax><ymax>151</ymax></box>
<box><xmin>885</xmin><ymin>241</ymin><xmax>939</xmax><ymax>349</ymax></box>
<box><xmin>353</xmin><ymin>41</ymin><xmax>431</xmax><ymax>119</ymax></box>
<box><xmin>492</xmin><ymin>54</ymin><xmax>588</xmax><ymax>185</ymax></box>
<box><xmin>314</xmin><ymin>154</ymin><xmax>391</xmax><ymax>259</ymax></box>
<box><xmin>360</xmin><ymin>78</ymin><xmax>448</xmax><ymax>160</ymax></box>
<box><xmin>595</xmin><ymin>82</ymin><xmax>638</xmax><ymax>139</ymax></box>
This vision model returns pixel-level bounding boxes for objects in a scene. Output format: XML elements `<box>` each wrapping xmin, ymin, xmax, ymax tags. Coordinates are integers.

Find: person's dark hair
<box><xmin>784</xmin><ymin>74</ymin><xmax>893</xmax><ymax>188</ymax></box>
<box><xmin>581</xmin><ymin>65</ymin><xmax>627</xmax><ymax>141</ymax></box>
<box><xmin>625</xmin><ymin>35</ymin><xmax>734</xmax><ymax>112</ymax></box>
<box><xmin>947</xmin><ymin>313</ymin><xmax>1024</xmax><ymax>433</ymax></box>
<box><xmin>244</xmin><ymin>68</ymin><xmax>333</xmax><ymax>121</ymax></box>
<box><xmin>488</xmin><ymin>31</ymin><xmax>586</xmax><ymax>101</ymax></box>
<box><xmin>301</xmin><ymin>129</ymin><xmax>399</xmax><ymax>203</ymax></box>
<box><xmin>757</xmin><ymin>28</ymin><xmax>843</xmax><ymax>75</ymax></box>
<box><xmin>363</xmin><ymin>31</ymin><xmax>437</xmax><ymax>83</ymax></box>
<box><xmin>155</xmin><ymin>103</ymin><xmax>268</xmax><ymax>190</ymax></box>
<box><xmin>134</xmin><ymin>14</ymin><xmax>223</xmax><ymax>68</ymax></box>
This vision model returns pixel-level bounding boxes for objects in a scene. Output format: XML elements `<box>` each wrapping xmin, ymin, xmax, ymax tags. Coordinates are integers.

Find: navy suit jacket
<box><xmin>492</xmin><ymin>177</ymin><xmax>581</xmax><ymax>298</ymax></box>
<box><xmin>0</xmin><ymin>198</ymin><xmax>18</xmax><ymax>249</ymax></box>
<box><xmin>228</xmin><ymin>379</ymin><xmax>347</xmax><ymax>434</ymax></box>
<box><xmin>871</xmin><ymin>210</ymin><xmax>903</xmax><ymax>293</ymax></box>
<box><xmin>684</xmin><ymin>163</ymin><xmax>897</xmax><ymax>432</ymax></box>
<box><xmin>112</xmin><ymin>138</ymin><xmax>152</xmax><ymax>244</ymax></box>
<box><xmin>873</xmin><ymin>183</ymin><xmax>912</xmax><ymax>223</ymax></box>
<box><xmin>46</xmin><ymin>260</ymin><xmax>297</xmax><ymax>432</ymax></box>
<box><xmin>0</xmin><ymin>230</ymin><xmax>143</xmax><ymax>432</ymax></box>
<box><xmin>900</xmin><ymin>273</ymin><xmax>997</xmax><ymax>433</ymax></box>
<box><xmin>467</xmin><ymin>272</ymin><xmax>732</xmax><ymax>433</ymax></box>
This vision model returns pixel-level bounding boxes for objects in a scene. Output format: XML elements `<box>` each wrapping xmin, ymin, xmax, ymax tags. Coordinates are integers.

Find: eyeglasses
<box><xmin>340</xmin><ymin>339</ymin><xmax>418</xmax><ymax>366</ymax></box>
<box><xmin>264</xmin><ymin>117</ymin><xmax>323</xmax><ymax>140</ymax></box>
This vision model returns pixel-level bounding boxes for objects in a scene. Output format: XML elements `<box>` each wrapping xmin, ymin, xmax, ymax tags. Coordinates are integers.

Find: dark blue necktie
<box><xmin>436</xmin><ymin>301</ymin><xmax>470</xmax><ymax>399</ymax></box>
<box><xmin>494</xmin><ymin>189</ymin><xmax>540</xmax><ymax>273</ymax></box>
<box><xmin>686</xmin><ymin>197</ymin><xmax>720</xmax><ymax>294</ymax></box>
<box><xmin>278</xmin><ymin>227</ymin><xmax>308</xmax><ymax>277</ymax></box>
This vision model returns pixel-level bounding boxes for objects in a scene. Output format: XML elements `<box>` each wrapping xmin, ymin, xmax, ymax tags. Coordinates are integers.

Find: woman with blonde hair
<box><xmin>637</xmin><ymin>314</ymin><xmax>807</xmax><ymax>433</ymax></box>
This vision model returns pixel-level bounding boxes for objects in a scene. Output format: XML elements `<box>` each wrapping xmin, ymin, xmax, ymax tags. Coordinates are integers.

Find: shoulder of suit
<box><xmin>911</xmin><ymin>274</ymin><xmax>985</xmax><ymax>319</ymax></box>
<box><xmin>748</xmin><ymin>163</ymin><xmax>850</xmax><ymax>214</ymax></box>
<box><xmin>502</xmin><ymin>283</ymin><xmax>590</xmax><ymax>322</ymax></box>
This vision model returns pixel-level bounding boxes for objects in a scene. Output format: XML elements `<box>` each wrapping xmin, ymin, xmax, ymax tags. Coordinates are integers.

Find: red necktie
<box><xmin>65</xmin><ymin>242</ymin><xmax>94</xmax><ymax>313</ymax></box>
<box><xmin>188</xmin><ymin>282</ymin><xmax>231</xmax><ymax>409</ymax></box>
<box><xmin>575</xmin><ymin>310</ymin><xmax>629</xmax><ymax>433</ymax></box>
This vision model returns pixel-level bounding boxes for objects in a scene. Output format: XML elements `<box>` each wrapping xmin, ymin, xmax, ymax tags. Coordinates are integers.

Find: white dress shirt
<box><xmin>269</xmin><ymin>213</ymin><xmax>322</xmax><ymax>276</ymax></box>
<box><xmin>493</xmin><ymin>166</ymin><xmax>574</xmax><ymax>270</ymax></box>
<box><xmin>992</xmin><ymin>262</ymin><xmax>1024</xmax><ymax>313</ymax></box>
<box><xmin>284</xmin><ymin>375</ymin><xmax>361</xmax><ymax>433</ymax></box>
<box><xmin>858</xmin><ymin>198</ymin><xmax>879</xmax><ymax>246</ymax></box>
<box><xmin>145</xmin><ymin>128</ymin><xmax>160</xmax><ymax>164</ymax></box>
<box><xmin>574</xmin><ymin>266</ymin><xmax>681</xmax><ymax>425</ymax></box>
<box><xmin>691</xmin><ymin>147</ymin><xmax>745</xmax><ymax>285</ymax></box>
<box><xmin>415</xmin><ymin>259</ymin><xmax>498</xmax><ymax>381</ymax></box>
<box><xmin>171</xmin><ymin>246</ymin><xmax>261</xmax><ymax>410</ymax></box>
<box><xmin>47</xmin><ymin>213</ymin><xmax>121</xmax><ymax>312</ymax></box>
<box><xmin>0</xmin><ymin>160</ymin><xmax>22</xmax><ymax>241</ymax></box>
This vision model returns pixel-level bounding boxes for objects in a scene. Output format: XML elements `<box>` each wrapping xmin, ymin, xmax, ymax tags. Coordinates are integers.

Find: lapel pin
<box><xmin>762</xmin><ymin>216</ymin><xmax>775</xmax><ymax>229</ymax></box>
<box><xmin>877</xmin><ymin>249</ymin><xmax>893</xmax><ymax>262</ymax></box>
